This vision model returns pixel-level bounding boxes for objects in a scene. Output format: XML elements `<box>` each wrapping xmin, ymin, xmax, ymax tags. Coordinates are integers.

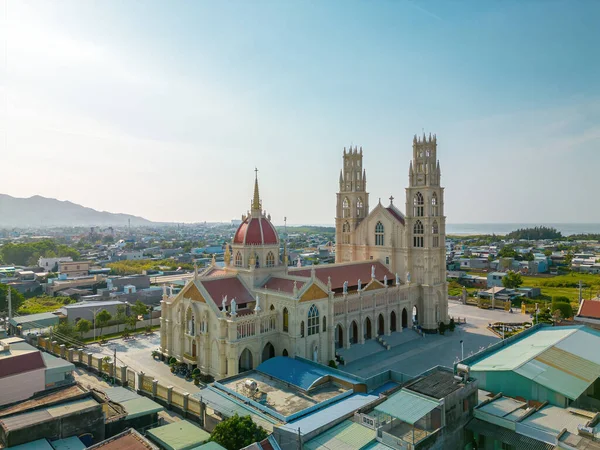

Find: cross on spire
<box><xmin>389</xmin><ymin>195</ymin><xmax>394</xmax><ymax>205</ymax></box>
<box><xmin>252</xmin><ymin>167</ymin><xmax>261</xmax><ymax>211</ymax></box>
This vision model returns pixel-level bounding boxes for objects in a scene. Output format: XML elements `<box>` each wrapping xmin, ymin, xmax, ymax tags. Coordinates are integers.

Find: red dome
<box><xmin>233</xmin><ymin>217</ymin><xmax>279</xmax><ymax>245</ymax></box>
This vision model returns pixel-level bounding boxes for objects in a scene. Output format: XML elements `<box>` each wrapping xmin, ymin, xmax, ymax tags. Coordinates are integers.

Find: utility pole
<box><xmin>7</xmin><ymin>286</ymin><xmax>12</xmax><ymax>320</ymax></box>
<box><xmin>113</xmin><ymin>346</ymin><xmax>117</xmax><ymax>386</ymax></box>
<box><xmin>460</xmin><ymin>339</ymin><xmax>464</xmax><ymax>360</ymax></box>
<box><xmin>579</xmin><ymin>280</ymin><xmax>583</xmax><ymax>304</ymax></box>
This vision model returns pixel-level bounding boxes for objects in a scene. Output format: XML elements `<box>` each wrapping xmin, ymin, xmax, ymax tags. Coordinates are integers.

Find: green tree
<box><xmin>502</xmin><ymin>271</ymin><xmax>523</xmax><ymax>289</ymax></box>
<box><xmin>96</xmin><ymin>309</ymin><xmax>112</xmax><ymax>339</ymax></box>
<box><xmin>498</xmin><ymin>246</ymin><xmax>517</xmax><ymax>259</ymax></box>
<box><xmin>209</xmin><ymin>414</ymin><xmax>268</xmax><ymax>450</ymax></box>
<box><xmin>75</xmin><ymin>319</ymin><xmax>92</xmax><ymax>338</ymax></box>
<box><xmin>52</xmin><ymin>321</ymin><xmax>79</xmax><ymax>345</ymax></box>
<box><xmin>130</xmin><ymin>300</ymin><xmax>149</xmax><ymax>331</ymax></box>
<box><xmin>0</xmin><ymin>283</ymin><xmax>25</xmax><ymax>313</ymax></box>
<box><xmin>544</xmin><ymin>250</ymin><xmax>553</xmax><ymax>257</ymax></box>
<box><xmin>115</xmin><ymin>305</ymin><xmax>127</xmax><ymax>333</ymax></box>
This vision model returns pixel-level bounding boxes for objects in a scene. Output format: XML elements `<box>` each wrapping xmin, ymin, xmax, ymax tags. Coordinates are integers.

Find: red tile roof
<box><xmin>0</xmin><ymin>351</ymin><xmax>45</xmax><ymax>378</ymax></box>
<box><xmin>261</xmin><ymin>277</ymin><xmax>306</xmax><ymax>294</ymax></box>
<box><xmin>290</xmin><ymin>261</ymin><xmax>394</xmax><ymax>291</ymax></box>
<box><xmin>579</xmin><ymin>299</ymin><xmax>600</xmax><ymax>319</ymax></box>
<box><xmin>201</xmin><ymin>276</ymin><xmax>255</xmax><ymax>307</ymax></box>
<box><xmin>386</xmin><ymin>206</ymin><xmax>405</xmax><ymax>225</ymax></box>
<box><xmin>233</xmin><ymin>217</ymin><xmax>279</xmax><ymax>245</ymax></box>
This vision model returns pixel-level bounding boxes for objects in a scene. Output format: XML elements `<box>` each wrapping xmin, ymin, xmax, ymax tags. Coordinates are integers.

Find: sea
<box><xmin>445</xmin><ymin>223</ymin><xmax>600</xmax><ymax>237</ymax></box>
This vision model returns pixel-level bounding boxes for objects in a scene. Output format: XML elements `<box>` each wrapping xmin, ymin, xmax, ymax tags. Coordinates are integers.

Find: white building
<box><xmin>38</xmin><ymin>256</ymin><xmax>73</xmax><ymax>271</ymax></box>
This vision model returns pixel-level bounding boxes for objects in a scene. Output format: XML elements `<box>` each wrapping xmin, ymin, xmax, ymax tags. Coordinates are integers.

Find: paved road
<box><xmin>87</xmin><ymin>333</ymin><xmax>202</xmax><ymax>394</ymax></box>
<box><xmin>342</xmin><ymin>301</ymin><xmax>531</xmax><ymax>378</ymax></box>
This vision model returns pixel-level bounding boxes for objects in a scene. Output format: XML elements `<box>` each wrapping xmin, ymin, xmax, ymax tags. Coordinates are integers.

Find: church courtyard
<box><xmin>340</xmin><ymin>301</ymin><xmax>529</xmax><ymax>378</ymax></box>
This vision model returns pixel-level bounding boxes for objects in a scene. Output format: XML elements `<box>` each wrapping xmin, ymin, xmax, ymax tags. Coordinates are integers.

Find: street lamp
<box><xmin>460</xmin><ymin>340</ymin><xmax>464</xmax><ymax>360</ymax></box>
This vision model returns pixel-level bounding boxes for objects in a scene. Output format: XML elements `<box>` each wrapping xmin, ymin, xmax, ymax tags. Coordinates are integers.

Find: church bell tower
<box><xmin>405</xmin><ymin>133</ymin><xmax>448</xmax><ymax>330</ymax></box>
<box><xmin>335</xmin><ymin>146</ymin><xmax>369</xmax><ymax>263</ymax></box>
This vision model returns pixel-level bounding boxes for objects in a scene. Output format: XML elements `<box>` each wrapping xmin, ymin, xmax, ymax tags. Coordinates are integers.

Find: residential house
<box><xmin>487</xmin><ymin>272</ymin><xmax>507</xmax><ymax>288</ymax></box>
<box><xmin>38</xmin><ymin>256</ymin><xmax>73</xmax><ymax>271</ymax></box>
<box><xmin>59</xmin><ymin>261</ymin><xmax>91</xmax><ymax>278</ymax></box>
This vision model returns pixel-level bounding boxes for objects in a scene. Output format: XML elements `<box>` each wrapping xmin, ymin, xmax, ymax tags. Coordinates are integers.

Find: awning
<box><xmin>374</xmin><ymin>390</ymin><xmax>438</xmax><ymax>425</ymax></box>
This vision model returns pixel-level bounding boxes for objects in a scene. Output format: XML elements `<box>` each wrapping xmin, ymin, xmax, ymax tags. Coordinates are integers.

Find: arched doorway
<box><xmin>391</xmin><ymin>311</ymin><xmax>397</xmax><ymax>332</ymax></box>
<box><xmin>239</xmin><ymin>348</ymin><xmax>253</xmax><ymax>373</ymax></box>
<box><xmin>335</xmin><ymin>324</ymin><xmax>344</xmax><ymax>349</ymax></box>
<box><xmin>402</xmin><ymin>308</ymin><xmax>408</xmax><ymax>328</ymax></box>
<box><xmin>412</xmin><ymin>305</ymin><xmax>418</xmax><ymax>325</ymax></box>
<box><xmin>282</xmin><ymin>349</ymin><xmax>288</xmax><ymax>357</ymax></box>
<box><xmin>364</xmin><ymin>317</ymin><xmax>372</xmax><ymax>340</ymax></box>
<box><xmin>313</xmin><ymin>346</ymin><xmax>318</xmax><ymax>362</ymax></box>
<box><xmin>350</xmin><ymin>321</ymin><xmax>358</xmax><ymax>344</ymax></box>
<box><xmin>262</xmin><ymin>342</ymin><xmax>275</xmax><ymax>363</ymax></box>
<box><xmin>377</xmin><ymin>314</ymin><xmax>384</xmax><ymax>336</ymax></box>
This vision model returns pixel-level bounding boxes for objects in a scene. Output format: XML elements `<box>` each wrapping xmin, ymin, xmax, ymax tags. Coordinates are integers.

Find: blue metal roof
<box><xmin>256</xmin><ymin>357</ymin><xmax>359</xmax><ymax>391</ymax></box>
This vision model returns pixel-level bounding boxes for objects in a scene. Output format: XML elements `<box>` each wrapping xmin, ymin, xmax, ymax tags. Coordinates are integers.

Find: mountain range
<box><xmin>0</xmin><ymin>194</ymin><xmax>154</xmax><ymax>228</ymax></box>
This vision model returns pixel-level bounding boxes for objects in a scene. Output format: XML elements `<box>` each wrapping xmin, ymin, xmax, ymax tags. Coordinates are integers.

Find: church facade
<box><xmin>159</xmin><ymin>134</ymin><xmax>448</xmax><ymax>379</ymax></box>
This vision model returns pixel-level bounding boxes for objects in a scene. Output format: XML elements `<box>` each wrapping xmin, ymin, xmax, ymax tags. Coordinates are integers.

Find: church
<box><xmin>159</xmin><ymin>134</ymin><xmax>448</xmax><ymax>378</ymax></box>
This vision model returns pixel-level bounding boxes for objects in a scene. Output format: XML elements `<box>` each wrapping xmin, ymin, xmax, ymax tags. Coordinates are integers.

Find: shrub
<box><xmin>192</xmin><ymin>368</ymin><xmax>201</xmax><ymax>376</ymax></box>
<box><xmin>169</xmin><ymin>357</ymin><xmax>177</xmax><ymax>365</ymax></box>
<box><xmin>438</xmin><ymin>321</ymin><xmax>447</xmax><ymax>335</ymax></box>
<box><xmin>328</xmin><ymin>360</ymin><xmax>338</xmax><ymax>369</ymax></box>
<box><xmin>550</xmin><ymin>301</ymin><xmax>573</xmax><ymax>319</ymax></box>
<box><xmin>449</xmin><ymin>318</ymin><xmax>456</xmax><ymax>332</ymax></box>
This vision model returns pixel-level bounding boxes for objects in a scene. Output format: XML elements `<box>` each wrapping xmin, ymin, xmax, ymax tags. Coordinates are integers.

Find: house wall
<box><xmin>471</xmin><ymin>370</ymin><xmax>568</xmax><ymax>407</ymax></box>
<box><xmin>0</xmin><ymin>368</ymin><xmax>45</xmax><ymax>406</ymax></box>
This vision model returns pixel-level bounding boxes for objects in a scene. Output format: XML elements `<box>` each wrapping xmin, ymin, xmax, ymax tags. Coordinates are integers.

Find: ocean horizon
<box><xmin>284</xmin><ymin>223</ymin><xmax>600</xmax><ymax>236</ymax></box>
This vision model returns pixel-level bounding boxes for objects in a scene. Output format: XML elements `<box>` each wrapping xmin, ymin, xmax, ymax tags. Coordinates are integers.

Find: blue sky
<box><xmin>1</xmin><ymin>0</ymin><xmax>599</xmax><ymax>224</ymax></box>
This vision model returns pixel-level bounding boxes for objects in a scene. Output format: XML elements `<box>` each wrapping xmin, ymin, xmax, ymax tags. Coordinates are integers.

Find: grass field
<box><xmin>18</xmin><ymin>296</ymin><xmax>70</xmax><ymax>314</ymax></box>
<box><xmin>465</xmin><ymin>271</ymin><xmax>600</xmax><ymax>308</ymax></box>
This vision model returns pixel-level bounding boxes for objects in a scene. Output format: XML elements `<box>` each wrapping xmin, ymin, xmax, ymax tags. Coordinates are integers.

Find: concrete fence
<box><xmin>30</xmin><ymin>335</ymin><xmax>214</xmax><ymax>430</ymax></box>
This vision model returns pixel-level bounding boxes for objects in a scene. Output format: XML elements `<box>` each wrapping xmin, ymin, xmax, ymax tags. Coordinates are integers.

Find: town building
<box><xmin>38</xmin><ymin>256</ymin><xmax>73</xmax><ymax>271</ymax></box>
<box><xmin>58</xmin><ymin>261</ymin><xmax>92</xmax><ymax>278</ymax></box>
<box><xmin>159</xmin><ymin>136</ymin><xmax>449</xmax><ymax>379</ymax></box>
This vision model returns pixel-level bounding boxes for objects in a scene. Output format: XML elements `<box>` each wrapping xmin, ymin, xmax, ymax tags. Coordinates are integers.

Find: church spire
<box><xmin>251</xmin><ymin>167</ymin><xmax>261</xmax><ymax>212</ymax></box>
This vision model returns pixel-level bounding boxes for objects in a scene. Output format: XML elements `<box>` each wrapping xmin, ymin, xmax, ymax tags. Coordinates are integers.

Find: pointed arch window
<box><xmin>431</xmin><ymin>193</ymin><xmax>439</xmax><ymax>216</ymax></box>
<box><xmin>283</xmin><ymin>308</ymin><xmax>289</xmax><ymax>332</ymax></box>
<box><xmin>308</xmin><ymin>305</ymin><xmax>319</xmax><ymax>336</ymax></box>
<box><xmin>432</xmin><ymin>220</ymin><xmax>439</xmax><ymax>247</ymax></box>
<box><xmin>235</xmin><ymin>251</ymin><xmax>242</xmax><ymax>267</ymax></box>
<box><xmin>414</xmin><ymin>192</ymin><xmax>424</xmax><ymax>217</ymax></box>
<box><xmin>323</xmin><ymin>316</ymin><xmax>327</xmax><ymax>332</ymax></box>
<box><xmin>342</xmin><ymin>197</ymin><xmax>350</xmax><ymax>218</ymax></box>
<box><xmin>300</xmin><ymin>320</ymin><xmax>305</xmax><ymax>338</ymax></box>
<box><xmin>375</xmin><ymin>221</ymin><xmax>384</xmax><ymax>246</ymax></box>
<box><xmin>342</xmin><ymin>221</ymin><xmax>351</xmax><ymax>244</ymax></box>
<box><xmin>356</xmin><ymin>198</ymin><xmax>364</xmax><ymax>217</ymax></box>
<box><xmin>414</xmin><ymin>220</ymin><xmax>424</xmax><ymax>248</ymax></box>
<box><xmin>266</xmin><ymin>251</ymin><xmax>275</xmax><ymax>267</ymax></box>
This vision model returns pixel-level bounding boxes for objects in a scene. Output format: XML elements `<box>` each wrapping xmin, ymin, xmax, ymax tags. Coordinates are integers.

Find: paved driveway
<box><xmin>342</xmin><ymin>301</ymin><xmax>531</xmax><ymax>378</ymax></box>
<box><xmin>87</xmin><ymin>333</ymin><xmax>202</xmax><ymax>394</ymax></box>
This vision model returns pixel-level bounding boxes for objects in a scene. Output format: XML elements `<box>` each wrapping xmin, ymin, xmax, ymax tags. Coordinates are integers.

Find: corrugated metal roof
<box><xmin>8</xmin><ymin>439</ymin><xmax>54</xmax><ymax>450</ymax></box>
<box><xmin>281</xmin><ymin>394</ymin><xmax>379</xmax><ymax>436</ymax></box>
<box><xmin>146</xmin><ymin>420</ymin><xmax>210</xmax><ymax>450</ymax></box>
<box><xmin>304</xmin><ymin>420</ymin><xmax>376</xmax><ymax>450</ymax></box>
<box><xmin>8</xmin><ymin>312</ymin><xmax>59</xmax><ymax>327</ymax></box>
<box><xmin>103</xmin><ymin>386</ymin><xmax>140</xmax><ymax>404</ymax></box>
<box><xmin>467</xmin><ymin>418</ymin><xmax>553</xmax><ymax>450</ymax></box>
<box><xmin>122</xmin><ymin>397</ymin><xmax>164</xmax><ymax>420</ymax></box>
<box><xmin>189</xmin><ymin>443</ymin><xmax>227</xmax><ymax>450</ymax></box>
<box><xmin>374</xmin><ymin>390</ymin><xmax>439</xmax><ymax>425</ymax></box>
<box><xmin>47</xmin><ymin>398</ymin><xmax>98</xmax><ymax>418</ymax></box>
<box><xmin>555</xmin><ymin>327</ymin><xmax>600</xmax><ymax>365</ymax></box>
<box><xmin>478</xmin><ymin>397</ymin><xmax>527</xmax><ymax>418</ymax></box>
<box><xmin>470</xmin><ymin>327</ymin><xmax>577</xmax><ymax>372</ymax></box>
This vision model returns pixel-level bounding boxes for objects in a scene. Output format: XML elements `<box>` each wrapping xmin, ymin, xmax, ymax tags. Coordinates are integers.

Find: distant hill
<box><xmin>0</xmin><ymin>194</ymin><xmax>154</xmax><ymax>227</ymax></box>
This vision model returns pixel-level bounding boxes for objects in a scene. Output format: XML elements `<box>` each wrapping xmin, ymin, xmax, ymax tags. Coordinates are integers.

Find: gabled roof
<box><xmin>260</xmin><ymin>277</ymin><xmax>306</xmax><ymax>294</ymax></box>
<box><xmin>578</xmin><ymin>299</ymin><xmax>600</xmax><ymax>319</ymax></box>
<box><xmin>200</xmin><ymin>276</ymin><xmax>254</xmax><ymax>307</ymax></box>
<box><xmin>290</xmin><ymin>261</ymin><xmax>394</xmax><ymax>291</ymax></box>
<box><xmin>386</xmin><ymin>205</ymin><xmax>405</xmax><ymax>225</ymax></box>
<box><xmin>374</xmin><ymin>390</ymin><xmax>439</xmax><ymax>425</ymax></box>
